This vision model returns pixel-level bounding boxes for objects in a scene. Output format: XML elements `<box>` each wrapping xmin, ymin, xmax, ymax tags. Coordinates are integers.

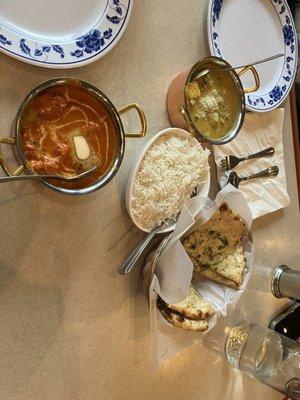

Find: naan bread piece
<box><xmin>193</xmin><ymin>244</ymin><xmax>246</xmax><ymax>287</ymax></box>
<box><xmin>210</xmin><ymin>244</ymin><xmax>246</xmax><ymax>286</ymax></box>
<box><xmin>166</xmin><ymin>286</ymin><xmax>215</xmax><ymax>320</ymax></box>
<box><xmin>199</xmin><ymin>269</ymin><xmax>239</xmax><ymax>289</ymax></box>
<box><xmin>191</xmin><ymin>255</ymin><xmax>239</xmax><ymax>288</ymax></box>
<box><xmin>183</xmin><ymin>203</ymin><xmax>246</xmax><ymax>266</ymax></box>
<box><xmin>183</xmin><ymin>203</ymin><xmax>247</xmax><ymax>288</ymax></box>
<box><xmin>157</xmin><ymin>301</ymin><xmax>209</xmax><ymax>332</ymax></box>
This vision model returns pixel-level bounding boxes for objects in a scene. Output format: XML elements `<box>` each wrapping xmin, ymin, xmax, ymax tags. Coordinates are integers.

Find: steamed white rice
<box><xmin>131</xmin><ymin>132</ymin><xmax>210</xmax><ymax>231</ymax></box>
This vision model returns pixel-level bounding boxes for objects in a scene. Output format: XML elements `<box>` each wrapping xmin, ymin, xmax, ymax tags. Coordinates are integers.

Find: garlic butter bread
<box><xmin>183</xmin><ymin>203</ymin><xmax>247</xmax><ymax>288</ymax></box>
<box><xmin>166</xmin><ymin>286</ymin><xmax>215</xmax><ymax>320</ymax></box>
<box><xmin>157</xmin><ymin>286</ymin><xmax>215</xmax><ymax>332</ymax></box>
<box><xmin>158</xmin><ymin>302</ymin><xmax>209</xmax><ymax>332</ymax></box>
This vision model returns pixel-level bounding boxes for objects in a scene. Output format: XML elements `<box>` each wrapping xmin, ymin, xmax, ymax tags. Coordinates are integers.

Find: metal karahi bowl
<box><xmin>0</xmin><ymin>78</ymin><xmax>147</xmax><ymax>195</ymax></box>
<box><xmin>181</xmin><ymin>56</ymin><xmax>260</xmax><ymax>145</ymax></box>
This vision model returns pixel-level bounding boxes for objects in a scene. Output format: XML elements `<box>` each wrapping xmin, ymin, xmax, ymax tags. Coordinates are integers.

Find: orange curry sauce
<box><xmin>20</xmin><ymin>83</ymin><xmax>118</xmax><ymax>189</ymax></box>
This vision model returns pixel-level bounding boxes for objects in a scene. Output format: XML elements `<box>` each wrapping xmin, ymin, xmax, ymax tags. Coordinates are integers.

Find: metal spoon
<box><xmin>227</xmin><ymin>166</ymin><xmax>279</xmax><ymax>188</ymax></box>
<box><xmin>194</xmin><ymin>53</ymin><xmax>284</xmax><ymax>80</ymax></box>
<box><xmin>0</xmin><ymin>166</ymin><xmax>98</xmax><ymax>183</ymax></box>
<box><xmin>118</xmin><ymin>219</ymin><xmax>172</xmax><ymax>275</ymax></box>
<box><xmin>118</xmin><ymin>184</ymin><xmax>200</xmax><ymax>275</ymax></box>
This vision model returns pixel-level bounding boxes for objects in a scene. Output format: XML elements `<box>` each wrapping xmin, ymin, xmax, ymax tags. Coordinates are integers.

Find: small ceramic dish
<box><xmin>125</xmin><ymin>127</ymin><xmax>211</xmax><ymax>234</ymax></box>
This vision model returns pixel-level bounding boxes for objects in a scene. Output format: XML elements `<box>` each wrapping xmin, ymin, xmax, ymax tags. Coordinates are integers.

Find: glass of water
<box><xmin>225</xmin><ymin>321</ymin><xmax>300</xmax><ymax>399</ymax></box>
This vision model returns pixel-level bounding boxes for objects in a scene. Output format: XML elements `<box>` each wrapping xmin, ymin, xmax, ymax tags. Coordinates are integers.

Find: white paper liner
<box><xmin>145</xmin><ymin>185</ymin><xmax>253</xmax><ymax>368</ymax></box>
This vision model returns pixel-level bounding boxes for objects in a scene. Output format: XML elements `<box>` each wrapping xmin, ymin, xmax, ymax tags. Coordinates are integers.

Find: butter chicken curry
<box><xmin>20</xmin><ymin>82</ymin><xmax>118</xmax><ymax>189</ymax></box>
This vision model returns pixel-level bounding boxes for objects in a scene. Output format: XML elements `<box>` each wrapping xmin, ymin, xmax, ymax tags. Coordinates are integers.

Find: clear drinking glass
<box><xmin>225</xmin><ymin>321</ymin><xmax>300</xmax><ymax>399</ymax></box>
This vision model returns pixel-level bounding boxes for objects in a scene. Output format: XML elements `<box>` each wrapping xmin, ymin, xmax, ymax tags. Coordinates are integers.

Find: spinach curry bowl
<box><xmin>0</xmin><ymin>78</ymin><xmax>147</xmax><ymax>195</ymax></box>
<box><xmin>183</xmin><ymin>57</ymin><xmax>260</xmax><ymax>145</ymax></box>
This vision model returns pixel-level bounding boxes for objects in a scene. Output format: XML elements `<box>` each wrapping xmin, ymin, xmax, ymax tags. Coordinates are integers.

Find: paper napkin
<box><xmin>213</xmin><ymin>109</ymin><xmax>290</xmax><ymax>219</ymax></box>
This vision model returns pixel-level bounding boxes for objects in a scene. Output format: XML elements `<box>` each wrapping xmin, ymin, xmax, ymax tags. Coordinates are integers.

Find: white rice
<box><xmin>131</xmin><ymin>132</ymin><xmax>210</xmax><ymax>231</ymax></box>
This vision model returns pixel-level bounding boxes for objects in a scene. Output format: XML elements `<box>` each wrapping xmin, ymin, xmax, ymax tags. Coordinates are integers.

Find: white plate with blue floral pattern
<box><xmin>207</xmin><ymin>0</ymin><xmax>297</xmax><ymax>112</ymax></box>
<box><xmin>0</xmin><ymin>0</ymin><xmax>132</xmax><ymax>68</ymax></box>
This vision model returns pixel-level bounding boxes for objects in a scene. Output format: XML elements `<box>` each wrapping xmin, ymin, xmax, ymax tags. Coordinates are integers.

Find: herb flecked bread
<box><xmin>158</xmin><ymin>305</ymin><xmax>209</xmax><ymax>332</ymax></box>
<box><xmin>183</xmin><ymin>203</ymin><xmax>247</xmax><ymax>288</ymax></box>
<box><xmin>166</xmin><ymin>286</ymin><xmax>215</xmax><ymax>320</ymax></box>
<box><xmin>157</xmin><ymin>297</ymin><xmax>209</xmax><ymax>332</ymax></box>
<box><xmin>157</xmin><ymin>286</ymin><xmax>215</xmax><ymax>332</ymax></box>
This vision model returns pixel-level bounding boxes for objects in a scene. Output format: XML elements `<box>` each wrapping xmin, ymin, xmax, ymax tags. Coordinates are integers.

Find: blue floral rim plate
<box><xmin>0</xmin><ymin>0</ymin><xmax>132</xmax><ymax>69</ymax></box>
<box><xmin>207</xmin><ymin>0</ymin><xmax>298</xmax><ymax>112</ymax></box>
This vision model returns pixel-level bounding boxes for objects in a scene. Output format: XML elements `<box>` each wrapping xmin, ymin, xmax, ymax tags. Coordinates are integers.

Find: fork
<box><xmin>227</xmin><ymin>166</ymin><xmax>279</xmax><ymax>188</ymax></box>
<box><xmin>220</xmin><ymin>147</ymin><xmax>275</xmax><ymax>171</ymax></box>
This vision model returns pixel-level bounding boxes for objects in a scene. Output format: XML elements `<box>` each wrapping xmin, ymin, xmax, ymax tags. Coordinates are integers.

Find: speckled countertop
<box><xmin>0</xmin><ymin>1</ymin><xmax>298</xmax><ymax>400</ymax></box>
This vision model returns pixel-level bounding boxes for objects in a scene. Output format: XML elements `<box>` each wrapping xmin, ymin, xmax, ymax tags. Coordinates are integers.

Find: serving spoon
<box><xmin>0</xmin><ymin>166</ymin><xmax>98</xmax><ymax>183</ymax></box>
<box><xmin>194</xmin><ymin>53</ymin><xmax>284</xmax><ymax>80</ymax></box>
<box><xmin>118</xmin><ymin>219</ymin><xmax>173</xmax><ymax>275</ymax></box>
<box><xmin>118</xmin><ymin>187</ymin><xmax>199</xmax><ymax>275</ymax></box>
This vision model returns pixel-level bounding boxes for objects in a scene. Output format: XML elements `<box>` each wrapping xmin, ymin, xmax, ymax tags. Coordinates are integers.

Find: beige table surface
<box><xmin>0</xmin><ymin>1</ymin><xmax>299</xmax><ymax>400</ymax></box>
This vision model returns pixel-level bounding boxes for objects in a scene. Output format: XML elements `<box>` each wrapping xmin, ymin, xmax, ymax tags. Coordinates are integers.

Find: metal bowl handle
<box><xmin>238</xmin><ymin>65</ymin><xmax>260</xmax><ymax>94</ymax></box>
<box><xmin>118</xmin><ymin>103</ymin><xmax>147</xmax><ymax>138</ymax></box>
<box><xmin>179</xmin><ymin>106</ymin><xmax>196</xmax><ymax>138</ymax></box>
<box><xmin>0</xmin><ymin>136</ymin><xmax>24</xmax><ymax>176</ymax></box>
